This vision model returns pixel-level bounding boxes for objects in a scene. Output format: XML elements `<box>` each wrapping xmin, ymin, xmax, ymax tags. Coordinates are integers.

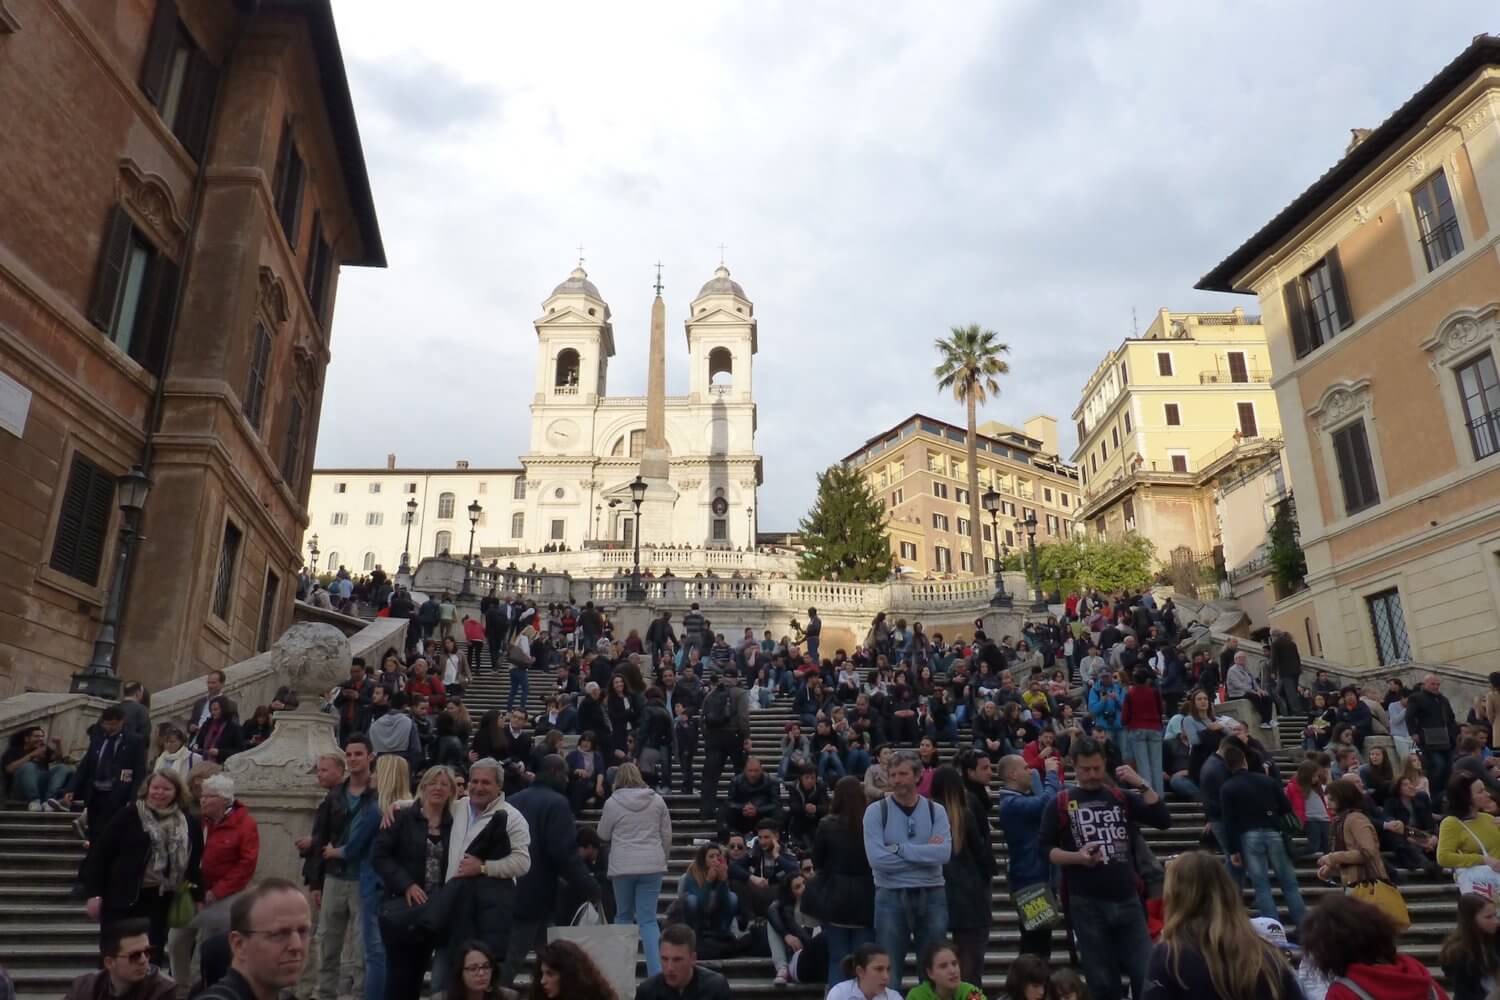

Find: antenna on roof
<box><xmin>1131</xmin><ymin>307</ymin><xmax>1139</xmax><ymax>337</ymax></box>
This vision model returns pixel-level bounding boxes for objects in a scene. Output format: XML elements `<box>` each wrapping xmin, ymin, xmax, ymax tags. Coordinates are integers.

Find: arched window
<box><xmin>326</xmin><ymin>552</ymin><xmax>339</xmax><ymax>572</ymax></box>
<box><xmin>437</xmin><ymin>492</ymin><xmax>456</xmax><ymax>519</ymax></box>
<box><xmin>555</xmin><ymin>349</ymin><xmax>580</xmax><ymax>389</ymax></box>
<box><xmin>708</xmin><ymin>347</ymin><xmax>733</xmax><ymax>387</ymax></box>
<box><xmin>435</xmin><ymin>530</ymin><xmax>452</xmax><ymax>554</ymax></box>
<box><xmin>611</xmin><ymin>430</ymin><xmax>646</xmax><ymax>457</ymax></box>
<box><xmin>362</xmin><ymin>551</ymin><xmax>375</xmax><ymax>571</ymax></box>
<box><xmin>511</xmin><ymin>512</ymin><xmax>525</xmax><ymax>538</ymax></box>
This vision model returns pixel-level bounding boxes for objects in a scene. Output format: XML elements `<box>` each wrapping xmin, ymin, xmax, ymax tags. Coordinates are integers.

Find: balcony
<box><xmin>552</xmin><ymin>384</ymin><xmax>579</xmax><ymax>396</ymax></box>
<box><xmin>1198</xmin><ymin>369</ymin><xmax>1271</xmax><ymax>385</ymax></box>
<box><xmin>1420</xmin><ymin>215</ymin><xmax>1463</xmax><ymax>272</ymax></box>
<box><xmin>708</xmin><ymin>384</ymin><xmax>732</xmax><ymax>397</ymax></box>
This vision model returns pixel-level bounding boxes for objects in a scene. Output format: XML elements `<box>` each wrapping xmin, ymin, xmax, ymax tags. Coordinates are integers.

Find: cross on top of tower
<box><xmin>717</xmin><ymin>243</ymin><xmax>728</xmax><ymax>265</ymax></box>
<box><xmin>576</xmin><ymin>244</ymin><xmax>586</xmax><ymax>267</ymax></box>
<box><xmin>654</xmin><ymin>261</ymin><xmax>664</xmax><ymax>296</ymax></box>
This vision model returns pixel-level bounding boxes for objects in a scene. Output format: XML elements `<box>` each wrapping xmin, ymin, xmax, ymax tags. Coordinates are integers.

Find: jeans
<box><xmin>874</xmin><ymin>886</ymin><xmax>948</xmax><ymax>990</ymax></box>
<box><xmin>507</xmin><ymin>668</ymin><xmax>530</xmax><ymax>710</ymax></box>
<box><xmin>1209</xmin><ymin>820</ymin><xmax>1245</xmax><ymax>881</ymax></box>
<box><xmin>817</xmin><ymin>752</ymin><xmax>846</xmax><ymax>786</ymax></box>
<box><xmin>1240</xmin><ymin>828</ymin><xmax>1307</xmax><ymax>927</ymax></box>
<box><xmin>844</xmin><ymin>748</ymin><xmax>871</xmax><ymax>778</ymax></box>
<box><xmin>318</xmin><ymin>878</ymin><xmax>364</xmax><ymax>1000</ymax></box>
<box><xmin>8</xmin><ymin>761</ymin><xmax>72</xmax><ymax>803</ymax></box>
<box><xmin>1303</xmin><ymin>818</ymin><xmax>1330</xmax><ymax>857</ymax></box>
<box><xmin>1276</xmin><ymin>676</ymin><xmax>1304</xmax><ymax>715</ymax></box>
<box><xmin>822</xmin><ymin>925</ymin><xmax>876</xmax><ymax>985</ymax></box>
<box><xmin>613</xmin><ymin>872</ymin><xmax>664</xmax><ymax>978</ymax></box>
<box><xmin>1068</xmin><ymin>894</ymin><xmax>1151</xmax><ymax>1000</ymax></box>
<box><xmin>682</xmin><ymin>888</ymin><xmax>738</xmax><ymax>934</ymax></box>
<box><xmin>1168</xmin><ymin>774</ymin><xmax>1199</xmax><ymax>799</ymax></box>
<box><xmin>358</xmin><ymin>867</ymin><xmax>387</xmax><ymax>1000</ymax></box>
<box><xmin>1423</xmin><ymin>748</ymin><xmax>1453</xmax><ymax>807</ymax></box>
<box><xmin>700</xmin><ymin>734</ymin><xmax>746</xmax><ymax>818</ymax></box>
<box><xmin>1127</xmin><ymin>730</ymin><xmax>1164</xmax><ymax>795</ymax></box>
<box><xmin>807</xmin><ymin>637</ymin><xmax>820</xmax><ymax>663</ymax></box>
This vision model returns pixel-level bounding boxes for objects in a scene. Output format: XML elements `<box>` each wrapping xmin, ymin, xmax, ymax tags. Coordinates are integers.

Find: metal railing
<box><xmin>553</xmin><ymin>384</ymin><xmax>579</xmax><ymax>396</ymax></box>
<box><xmin>1198</xmin><ymin>369</ymin><xmax>1272</xmax><ymax>384</ymax></box>
<box><xmin>1420</xmin><ymin>216</ymin><xmax>1463</xmax><ymax>271</ymax></box>
<box><xmin>1466</xmin><ymin>408</ymin><xmax>1500</xmax><ymax>461</ymax></box>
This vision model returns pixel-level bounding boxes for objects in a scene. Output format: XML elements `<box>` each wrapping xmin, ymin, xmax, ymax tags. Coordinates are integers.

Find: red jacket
<box><xmin>463</xmin><ymin>618</ymin><xmax>485</xmax><ymax>643</ymax></box>
<box><xmin>1022</xmin><ymin>740</ymin><xmax>1060</xmax><ymax>774</ymax></box>
<box><xmin>201</xmin><ymin>803</ymin><xmax>260</xmax><ymax>901</ymax></box>
<box><xmin>1327</xmin><ymin>956</ymin><xmax>1448</xmax><ymax>1000</ymax></box>
<box><xmin>1120</xmin><ymin>685</ymin><xmax>1164</xmax><ymax>732</ymax></box>
<box><xmin>1284</xmin><ymin>779</ymin><xmax>1326</xmax><ymax>824</ymax></box>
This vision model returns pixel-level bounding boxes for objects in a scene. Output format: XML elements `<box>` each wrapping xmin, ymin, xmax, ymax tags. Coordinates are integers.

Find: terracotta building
<box><xmin>1198</xmin><ymin>36</ymin><xmax>1500</xmax><ymax>674</ymax></box>
<box><xmin>842</xmin><ymin>414</ymin><xmax>1080</xmax><ymax>579</ymax></box>
<box><xmin>0</xmin><ymin>1</ymin><xmax>383</xmax><ymax>696</ymax></box>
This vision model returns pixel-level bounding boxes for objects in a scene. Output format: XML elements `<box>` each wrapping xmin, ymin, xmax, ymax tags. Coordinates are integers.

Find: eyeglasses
<box><xmin>463</xmin><ymin>963</ymin><xmax>493</xmax><ymax>974</ymax></box>
<box><xmin>113</xmin><ymin>948</ymin><xmax>151</xmax><ymax>963</ymax></box>
<box><xmin>241</xmin><ymin>925</ymin><xmax>312</xmax><ymax>944</ymax></box>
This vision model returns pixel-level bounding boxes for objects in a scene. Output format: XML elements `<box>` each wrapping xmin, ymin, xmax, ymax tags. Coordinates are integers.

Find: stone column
<box><xmin>225</xmin><ymin>623</ymin><xmax>350</xmax><ymax>885</ymax></box>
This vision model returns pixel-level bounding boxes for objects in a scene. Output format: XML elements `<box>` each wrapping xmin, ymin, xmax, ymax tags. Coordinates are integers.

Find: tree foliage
<box><xmin>1024</xmin><ymin>534</ymin><xmax>1156</xmax><ymax>594</ymax></box>
<box><xmin>934</xmin><ymin>324</ymin><xmax>1011</xmax><ymax>577</ymax></box>
<box><xmin>1267</xmin><ymin>499</ymin><xmax>1307</xmax><ymax>598</ymax></box>
<box><xmin>798</xmin><ymin>465</ymin><xmax>895</xmax><ymax>582</ymax></box>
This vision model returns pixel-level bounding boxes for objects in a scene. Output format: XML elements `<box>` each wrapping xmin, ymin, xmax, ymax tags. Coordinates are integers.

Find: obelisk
<box><xmin>635</xmin><ymin>264</ymin><xmax>678</xmax><ymax>550</ymax></box>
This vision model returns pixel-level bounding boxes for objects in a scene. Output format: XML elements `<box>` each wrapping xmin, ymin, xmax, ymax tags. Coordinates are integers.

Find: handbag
<box><xmin>1346</xmin><ymin>876</ymin><xmax>1410</xmax><ymax>933</ymax></box>
<box><xmin>379</xmin><ymin>893</ymin><xmax>430</xmax><ymax>933</ymax></box>
<box><xmin>1013</xmin><ymin>882</ymin><xmax>1064</xmax><ymax>931</ymax></box>
<box><xmin>1454</xmin><ymin>819</ymin><xmax>1500</xmax><ymax>901</ymax></box>
<box><xmin>167</xmin><ymin>882</ymin><xmax>197</xmax><ymax>930</ymax></box>
<box><xmin>1421</xmin><ymin>726</ymin><xmax>1452</xmax><ymax>751</ymax></box>
<box><xmin>1279</xmin><ymin>810</ymin><xmax>1304</xmax><ymax>838</ymax></box>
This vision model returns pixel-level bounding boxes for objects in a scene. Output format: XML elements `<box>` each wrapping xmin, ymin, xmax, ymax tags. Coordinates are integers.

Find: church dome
<box><xmin>551</xmin><ymin>265</ymin><xmax>602</xmax><ymax>300</ymax></box>
<box><xmin>696</xmin><ymin>264</ymin><xmax>745</xmax><ymax>300</ymax></box>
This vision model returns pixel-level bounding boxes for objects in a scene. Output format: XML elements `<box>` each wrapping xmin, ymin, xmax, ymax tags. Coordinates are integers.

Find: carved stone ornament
<box><xmin>1405</xmin><ymin>156</ymin><xmax>1427</xmax><ymax>178</ymax></box>
<box><xmin>1297</xmin><ymin>243</ymin><xmax>1319</xmax><ymax>263</ymax></box>
<box><xmin>292</xmin><ymin>329</ymin><xmax>322</xmax><ymax>394</ymax></box>
<box><xmin>117</xmin><ymin>159</ymin><xmax>187</xmax><ymax>257</ymax></box>
<box><xmin>258</xmin><ymin>266</ymin><xmax>291</xmax><ymax>329</ymax></box>
<box><xmin>1352</xmin><ymin>205</ymin><xmax>1371</xmax><ymax>225</ymax></box>
<box><xmin>1460</xmin><ymin>99</ymin><xmax>1496</xmax><ymax>139</ymax></box>
<box><xmin>525</xmin><ymin>479</ymin><xmax>541</xmax><ymax>489</ymax></box>
<box><xmin>1422</xmin><ymin>304</ymin><xmax>1500</xmax><ymax>366</ymax></box>
<box><xmin>678</xmin><ymin>478</ymin><xmax>702</xmax><ymax>490</ymax></box>
<box><xmin>1309</xmin><ymin>379</ymin><xmax>1373</xmax><ymax>431</ymax></box>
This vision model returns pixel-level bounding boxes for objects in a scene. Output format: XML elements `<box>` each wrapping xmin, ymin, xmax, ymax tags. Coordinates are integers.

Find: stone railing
<box><xmin>460</xmin><ymin>545</ymin><xmax>802</xmax><ymax>578</ymax></box>
<box><xmin>0</xmin><ymin>609</ymin><xmax>409</xmax><ymax>760</ymax></box>
<box><xmin>581</xmin><ymin>571</ymin><xmax>1028</xmax><ymax>614</ymax></box>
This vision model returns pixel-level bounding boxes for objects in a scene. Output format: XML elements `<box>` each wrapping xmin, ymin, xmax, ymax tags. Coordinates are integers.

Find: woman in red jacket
<box><xmin>1121</xmin><ymin>666</ymin><xmax>1166</xmax><ymax>795</ymax></box>
<box><xmin>167</xmin><ymin>772</ymin><xmax>259</xmax><ymax>985</ymax></box>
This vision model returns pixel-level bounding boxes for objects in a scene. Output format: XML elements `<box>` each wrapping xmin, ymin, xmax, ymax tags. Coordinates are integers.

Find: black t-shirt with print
<box><xmin>1038</xmin><ymin>783</ymin><xmax>1171</xmax><ymax>900</ymax></box>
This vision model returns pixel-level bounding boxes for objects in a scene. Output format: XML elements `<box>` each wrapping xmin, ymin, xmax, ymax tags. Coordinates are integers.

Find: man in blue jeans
<box><xmin>1220</xmin><ymin>742</ymin><xmax>1307</xmax><ymax>929</ymax></box>
<box><xmin>862</xmin><ymin>750</ymin><xmax>951</xmax><ymax>990</ymax></box>
<box><xmin>1040</xmin><ymin>738</ymin><xmax>1170</xmax><ymax>1000</ymax></box>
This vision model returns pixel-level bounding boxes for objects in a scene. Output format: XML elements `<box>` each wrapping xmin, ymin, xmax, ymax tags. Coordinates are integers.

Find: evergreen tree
<box><xmin>798</xmin><ymin>465</ymin><xmax>894</xmax><ymax>582</ymax></box>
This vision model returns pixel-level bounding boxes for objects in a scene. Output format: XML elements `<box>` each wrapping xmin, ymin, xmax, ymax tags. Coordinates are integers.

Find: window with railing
<box><xmin>1413</xmin><ymin>169</ymin><xmax>1463</xmax><ymax>271</ymax></box>
<box><xmin>1285</xmin><ymin>251</ymin><xmax>1353</xmax><ymax>358</ymax></box>
<box><xmin>1457</xmin><ymin>351</ymin><xmax>1500</xmax><ymax>460</ymax></box>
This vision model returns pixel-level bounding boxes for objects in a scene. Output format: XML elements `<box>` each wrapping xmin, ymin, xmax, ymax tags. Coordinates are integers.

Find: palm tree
<box><xmin>934</xmin><ymin>324</ymin><xmax>1011</xmax><ymax>578</ymax></box>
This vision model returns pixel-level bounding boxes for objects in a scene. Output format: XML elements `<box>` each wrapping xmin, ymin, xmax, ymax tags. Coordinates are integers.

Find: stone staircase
<box><xmin>0</xmin><ymin>651</ymin><xmax>1459</xmax><ymax>999</ymax></box>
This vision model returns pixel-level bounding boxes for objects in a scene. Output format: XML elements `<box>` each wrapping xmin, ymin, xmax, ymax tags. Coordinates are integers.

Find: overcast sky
<box><xmin>317</xmin><ymin>2</ymin><xmax>1494</xmax><ymax>530</ymax></box>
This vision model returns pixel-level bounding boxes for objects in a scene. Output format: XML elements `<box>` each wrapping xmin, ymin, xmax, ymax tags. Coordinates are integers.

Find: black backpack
<box><xmin>703</xmin><ymin>687</ymin><xmax>734</xmax><ymax>729</ymax></box>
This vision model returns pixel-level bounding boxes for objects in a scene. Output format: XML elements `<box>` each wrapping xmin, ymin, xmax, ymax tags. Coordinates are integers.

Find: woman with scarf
<box><xmin>152</xmin><ymin>724</ymin><xmax>202</xmax><ymax>780</ymax></box>
<box><xmin>80</xmin><ymin>769</ymin><xmax>202</xmax><ymax>965</ymax></box>
<box><xmin>190</xmin><ymin>696</ymin><xmax>244</xmax><ymax>763</ymax></box>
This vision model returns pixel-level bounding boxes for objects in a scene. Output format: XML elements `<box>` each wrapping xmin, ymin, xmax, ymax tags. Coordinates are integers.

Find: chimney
<box><xmin>386</xmin><ymin>453</ymin><xmax>396</xmax><ymax>470</ymax></box>
<box><xmin>1346</xmin><ymin>127</ymin><xmax>1373</xmax><ymax>154</ymax></box>
<box><xmin>456</xmin><ymin>460</ymin><xmax>469</xmax><ymax>470</ymax></box>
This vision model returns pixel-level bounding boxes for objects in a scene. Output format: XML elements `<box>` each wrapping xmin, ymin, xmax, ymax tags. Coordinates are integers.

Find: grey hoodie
<box><xmin>369</xmin><ymin>711</ymin><xmax>416</xmax><ymax>755</ymax></box>
<box><xmin>597</xmin><ymin>785</ymin><xmax>672</xmax><ymax>877</ymax></box>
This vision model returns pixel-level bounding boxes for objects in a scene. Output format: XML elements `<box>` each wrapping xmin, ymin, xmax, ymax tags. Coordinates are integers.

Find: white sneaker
<box><xmin>27</xmin><ymin>801</ymin><xmax>42</xmax><ymax>812</ymax></box>
<box><xmin>1260</xmin><ymin>722</ymin><xmax>1274</xmax><ymax>729</ymax></box>
<box><xmin>773</xmin><ymin>968</ymin><xmax>788</xmax><ymax>986</ymax></box>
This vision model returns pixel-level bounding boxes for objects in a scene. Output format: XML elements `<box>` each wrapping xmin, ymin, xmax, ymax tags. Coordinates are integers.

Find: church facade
<box><xmin>304</xmin><ymin>263</ymin><xmax>763</xmax><ymax>573</ymax></box>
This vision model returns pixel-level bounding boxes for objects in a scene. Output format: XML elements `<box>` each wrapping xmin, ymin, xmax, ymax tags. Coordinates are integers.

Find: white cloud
<box><xmin>319</xmin><ymin>0</ymin><xmax>1494</xmax><ymax>526</ymax></box>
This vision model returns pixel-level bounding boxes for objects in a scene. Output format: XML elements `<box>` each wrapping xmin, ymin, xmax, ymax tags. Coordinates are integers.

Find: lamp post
<box><xmin>73</xmin><ymin>465</ymin><xmax>152</xmax><ymax>697</ymax></box>
<box><xmin>594</xmin><ymin>503</ymin><xmax>602</xmax><ymax>542</ymax></box>
<box><xmin>1022</xmin><ymin>512</ymin><xmax>1046</xmax><ymax>611</ymax></box>
<box><xmin>461</xmin><ymin>500</ymin><xmax>482</xmax><ymax>598</ymax></box>
<box><xmin>746</xmin><ymin>507</ymin><xmax>753</xmax><ymax>549</ymax></box>
<box><xmin>308</xmin><ymin>533</ymin><xmax>320</xmax><ymax>576</ymax></box>
<box><xmin>981</xmin><ymin>489</ymin><xmax>1011</xmax><ymax>607</ymax></box>
<box><xmin>400</xmin><ymin>498</ymin><xmax>417</xmax><ymax>574</ymax></box>
<box><xmin>626</xmin><ymin>475</ymin><xmax>647</xmax><ymax>602</ymax></box>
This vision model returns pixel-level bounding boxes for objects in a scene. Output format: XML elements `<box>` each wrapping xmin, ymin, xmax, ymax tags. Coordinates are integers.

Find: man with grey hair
<box><xmin>1226</xmin><ymin>650</ymin><xmax>1276</xmax><ymax>729</ymax></box>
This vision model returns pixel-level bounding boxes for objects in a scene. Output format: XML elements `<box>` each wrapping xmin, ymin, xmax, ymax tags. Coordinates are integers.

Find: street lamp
<box><xmin>308</xmin><ymin>533</ymin><xmax>320</xmax><ymax>574</ymax></box>
<box><xmin>73</xmin><ymin>465</ymin><xmax>152</xmax><ymax>697</ymax></box>
<box><xmin>1022</xmin><ymin>511</ymin><xmax>1046</xmax><ymax>611</ymax></box>
<box><xmin>594</xmin><ymin>503</ymin><xmax>602</xmax><ymax>542</ymax></box>
<box><xmin>461</xmin><ymin>500</ymin><xmax>482</xmax><ymax>598</ymax></box>
<box><xmin>746</xmin><ymin>507</ymin><xmax>753</xmax><ymax>549</ymax></box>
<box><xmin>981</xmin><ymin>489</ymin><xmax>1011</xmax><ymax>607</ymax></box>
<box><xmin>626</xmin><ymin>475</ymin><xmax>648</xmax><ymax>601</ymax></box>
<box><xmin>400</xmin><ymin>498</ymin><xmax>418</xmax><ymax>573</ymax></box>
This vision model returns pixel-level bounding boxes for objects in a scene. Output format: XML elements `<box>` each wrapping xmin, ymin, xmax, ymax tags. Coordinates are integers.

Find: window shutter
<box><xmin>1282</xmin><ymin>278</ymin><xmax>1311</xmax><ymax>358</ymax></box>
<box><xmin>1327</xmin><ymin>247</ymin><xmax>1354</xmax><ymax>330</ymax></box>
<box><xmin>272</xmin><ymin>122</ymin><xmax>294</xmax><ymax>201</ymax></box>
<box><xmin>133</xmin><ymin>254</ymin><xmax>180</xmax><ymax>376</ymax></box>
<box><xmin>177</xmin><ymin>50</ymin><xmax>218</xmax><ymax>162</ymax></box>
<box><xmin>138</xmin><ymin>0</ymin><xmax>180</xmax><ymax>104</ymax></box>
<box><xmin>281</xmin><ymin>396</ymin><xmax>305</xmax><ymax>488</ymax></box>
<box><xmin>279</xmin><ymin>148</ymin><xmax>305</xmax><ymax>248</ymax></box>
<box><xmin>88</xmin><ymin>208</ymin><xmax>135</xmax><ymax>331</ymax></box>
<box><xmin>1237</xmin><ymin>402</ymin><xmax>1258</xmax><ymax>438</ymax></box>
<box><xmin>304</xmin><ymin>212</ymin><xmax>322</xmax><ymax>291</ymax></box>
<box><xmin>244</xmin><ymin>323</ymin><xmax>271</xmax><ymax>430</ymax></box>
<box><xmin>1350</xmin><ymin>422</ymin><xmax>1378</xmax><ymax>507</ymax></box>
<box><xmin>49</xmin><ymin>454</ymin><xmax>116</xmax><ymax>585</ymax></box>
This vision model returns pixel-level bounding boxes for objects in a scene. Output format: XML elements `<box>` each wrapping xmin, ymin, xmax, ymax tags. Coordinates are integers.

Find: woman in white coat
<box><xmin>597</xmin><ymin>762</ymin><xmax>671</xmax><ymax>977</ymax></box>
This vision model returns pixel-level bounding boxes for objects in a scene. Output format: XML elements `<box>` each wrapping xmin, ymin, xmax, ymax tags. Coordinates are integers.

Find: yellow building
<box><xmin>842</xmin><ymin>414</ymin><xmax>1080</xmax><ymax>578</ymax></box>
<box><xmin>1071</xmin><ymin>309</ymin><xmax>1283</xmax><ymax>574</ymax></box>
<box><xmin>1198</xmin><ymin>35</ymin><xmax>1500</xmax><ymax>673</ymax></box>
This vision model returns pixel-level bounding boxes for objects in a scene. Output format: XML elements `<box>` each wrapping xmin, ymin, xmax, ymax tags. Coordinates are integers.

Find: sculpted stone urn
<box><xmin>225</xmin><ymin>623</ymin><xmax>349</xmax><ymax>884</ymax></box>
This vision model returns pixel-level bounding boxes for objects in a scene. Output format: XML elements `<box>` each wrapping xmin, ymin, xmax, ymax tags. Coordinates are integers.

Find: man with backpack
<box><xmin>1039</xmin><ymin>737</ymin><xmax>1170</xmax><ymax>1000</ymax></box>
<box><xmin>698</xmin><ymin>669</ymin><xmax>750</xmax><ymax>820</ymax></box>
<box><xmin>682</xmin><ymin>602</ymin><xmax>707</xmax><ymax>657</ymax></box>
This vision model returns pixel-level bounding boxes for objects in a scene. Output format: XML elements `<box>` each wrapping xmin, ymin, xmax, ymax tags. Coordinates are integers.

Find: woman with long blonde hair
<box><xmin>1146</xmin><ymin>850</ymin><xmax>1297</xmax><ymax>1000</ymax></box>
<box><xmin>374</xmin><ymin>753</ymin><xmax>412</xmax><ymax>812</ymax></box>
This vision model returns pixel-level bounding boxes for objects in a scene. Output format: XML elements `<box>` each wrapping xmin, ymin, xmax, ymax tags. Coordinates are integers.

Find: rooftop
<box><xmin>1197</xmin><ymin>34</ymin><xmax>1500</xmax><ymax>293</ymax></box>
<box><xmin>841</xmin><ymin>413</ymin><xmax>1078</xmax><ymax>479</ymax></box>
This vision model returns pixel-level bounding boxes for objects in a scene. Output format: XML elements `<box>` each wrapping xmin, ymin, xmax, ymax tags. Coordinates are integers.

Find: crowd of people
<box><xmin>2</xmin><ymin>585</ymin><xmax>1496</xmax><ymax>1000</ymax></box>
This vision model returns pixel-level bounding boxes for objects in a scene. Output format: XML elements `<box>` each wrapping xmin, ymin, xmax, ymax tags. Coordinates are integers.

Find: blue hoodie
<box><xmin>1088</xmin><ymin>680</ymin><xmax>1126</xmax><ymax>733</ymax></box>
<box><xmin>997</xmin><ymin>768</ymin><xmax>1062</xmax><ymax>889</ymax></box>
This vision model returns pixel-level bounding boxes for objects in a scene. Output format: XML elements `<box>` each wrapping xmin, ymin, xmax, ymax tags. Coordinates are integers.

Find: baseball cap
<box><xmin>1250</xmin><ymin>916</ymin><xmax>1296</xmax><ymax>951</ymax></box>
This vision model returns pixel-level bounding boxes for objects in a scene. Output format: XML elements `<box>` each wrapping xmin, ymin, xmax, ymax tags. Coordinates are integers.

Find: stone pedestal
<box><xmin>979</xmin><ymin>607</ymin><xmax>1027</xmax><ymax>645</ymax></box>
<box><xmin>633</xmin><ymin>479</ymin><xmax>678</xmax><ymax>554</ymax></box>
<box><xmin>1216</xmin><ymin>697</ymin><xmax>1282</xmax><ymax>750</ymax></box>
<box><xmin>611</xmin><ymin>602</ymin><xmax>655</xmax><ymax>649</ymax></box>
<box><xmin>224</xmin><ymin>623</ymin><xmax>350</xmax><ymax>885</ymax></box>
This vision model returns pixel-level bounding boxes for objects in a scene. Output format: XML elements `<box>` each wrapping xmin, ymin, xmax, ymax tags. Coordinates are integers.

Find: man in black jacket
<box><xmin>500</xmin><ymin>755</ymin><xmax>602</xmax><ymax>988</ymax></box>
<box><xmin>484</xmin><ymin>601</ymin><xmax>509</xmax><ymax>674</ymax></box>
<box><xmin>716</xmin><ymin>756</ymin><xmax>780</xmax><ymax>842</ymax></box>
<box><xmin>1407</xmin><ymin>674</ymin><xmax>1459</xmax><ymax>805</ymax></box>
<box><xmin>293</xmin><ymin>753</ymin><xmax>346</xmax><ymax>1000</ymax></box>
<box><xmin>62</xmin><ymin>707</ymin><xmax>146</xmax><ymax>841</ymax></box>
<box><xmin>1220</xmin><ymin>742</ymin><xmax>1306</xmax><ymax>928</ymax></box>
<box><xmin>699</xmin><ymin>671</ymin><xmax>750</xmax><ymax>821</ymax></box>
<box><xmin>635</xmin><ymin>924</ymin><xmax>732</xmax><ymax>1000</ymax></box>
<box><xmin>646</xmin><ymin>611</ymin><xmax>676</xmax><ymax>663</ymax></box>
<box><xmin>1269</xmin><ymin>630</ymin><xmax>1304</xmax><ymax>714</ymax></box>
